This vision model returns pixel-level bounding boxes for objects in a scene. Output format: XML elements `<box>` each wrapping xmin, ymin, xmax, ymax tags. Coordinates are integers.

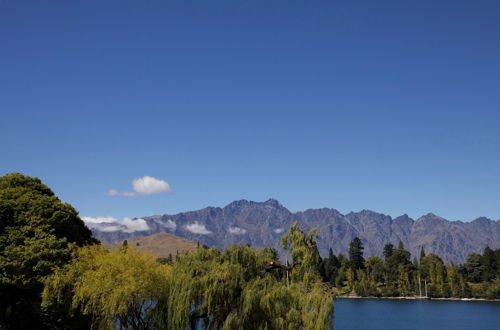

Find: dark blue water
<box><xmin>334</xmin><ymin>298</ymin><xmax>500</xmax><ymax>330</ymax></box>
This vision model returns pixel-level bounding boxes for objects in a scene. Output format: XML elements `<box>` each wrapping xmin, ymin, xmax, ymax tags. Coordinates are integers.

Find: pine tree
<box><xmin>383</xmin><ymin>243</ymin><xmax>394</xmax><ymax>259</ymax></box>
<box><xmin>349</xmin><ymin>237</ymin><xmax>365</xmax><ymax>271</ymax></box>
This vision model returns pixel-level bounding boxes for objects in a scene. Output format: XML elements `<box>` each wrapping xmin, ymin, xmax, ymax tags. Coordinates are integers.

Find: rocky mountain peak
<box><xmin>263</xmin><ymin>198</ymin><xmax>282</xmax><ymax>208</ymax></box>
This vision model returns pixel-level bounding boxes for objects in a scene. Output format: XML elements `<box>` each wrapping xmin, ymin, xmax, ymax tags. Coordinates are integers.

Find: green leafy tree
<box><xmin>0</xmin><ymin>173</ymin><xmax>95</xmax><ymax>328</ymax></box>
<box><xmin>462</xmin><ymin>253</ymin><xmax>485</xmax><ymax>283</ymax></box>
<box><xmin>281</xmin><ymin>223</ymin><xmax>326</xmax><ymax>283</ymax></box>
<box><xmin>446</xmin><ymin>265</ymin><xmax>460</xmax><ymax>297</ymax></box>
<box><xmin>166</xmin><ymin>226</ymin><xmax>334</xmax><ymax>330</ymax></box>
<box><xmin>43</xmin><ymin>245</ymin><xmax>171</xmax><ymax>329</ymax></box>
<box><xmin>365</xmin><ymin>256</ymin><xmax>385</xmax><ymax>284</ymax></box>
<box><xmin>397</xmin><ymin>264</ymin><xmax>411</xmax><ymax>296</ymax></box>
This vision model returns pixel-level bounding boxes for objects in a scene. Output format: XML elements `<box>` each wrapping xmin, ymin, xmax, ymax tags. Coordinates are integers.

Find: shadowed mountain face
<box><xmin>90</xmin><ymin>199</ymin><xmax>500</xmax><ymax>264</ymax></box>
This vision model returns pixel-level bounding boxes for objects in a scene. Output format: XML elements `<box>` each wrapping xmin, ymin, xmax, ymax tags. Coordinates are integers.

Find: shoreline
<box><xmin>335</xmin><ymin>295</ymin><xmax>500</xmax><ymax>303</ymax></box>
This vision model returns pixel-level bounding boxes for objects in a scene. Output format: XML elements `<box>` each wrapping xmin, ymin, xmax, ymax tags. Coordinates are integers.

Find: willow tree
<box><xmin>43</xmin><ymin>245</ymin><xmax>171</xmax><ymax>329</ymax></box>
<box><xmin>281</xmin><ymin>222</ymin><xmax>325</xmax><ymax>284</ymax></box>
<box><xmin>43</xmin><ymin>224</ymin><xmax>333</xmax><ymax>329</ymax></box>
<box><xmin>167</xmin><ymin>224</ymin><xmax>333</xmax><ymax>329</ymax></box>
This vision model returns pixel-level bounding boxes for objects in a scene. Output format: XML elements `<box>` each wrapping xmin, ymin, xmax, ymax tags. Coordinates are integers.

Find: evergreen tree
<box><xmin>383</xmin><ymin>243</ymin><xmax>394</xmax><ymax>259</ymax></box>
<box><xmin>348</xmin><ymin>237</ymin><xmax>365</xmax><ymax>270</ymax></box>
<box><xmin>323</xmin><ymin>248</ymin><xmax>340</xmax><ymax>282</ymax></box>
<box><xmin>482</xmin><ymin>246</ymin><xmax>498</xmax><ymax>281</ymax></box>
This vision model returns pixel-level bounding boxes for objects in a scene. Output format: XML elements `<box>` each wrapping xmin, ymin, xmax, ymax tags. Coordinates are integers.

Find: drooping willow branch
<box><xmin>260</xmin><ymin>261</ymin><xmax>301</xmax><ymax>277</ymax></box>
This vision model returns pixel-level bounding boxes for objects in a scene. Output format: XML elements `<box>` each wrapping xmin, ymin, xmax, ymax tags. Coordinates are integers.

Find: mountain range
<box><xmin>88</xmin><ymin>199</ymin><xmax>500</xmax><ymax>263</ymax></box>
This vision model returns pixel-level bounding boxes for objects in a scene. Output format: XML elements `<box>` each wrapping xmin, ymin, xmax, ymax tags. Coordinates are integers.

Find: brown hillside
<box><xmin>108</xmin><ymin>232</ymin><xmax>197</xmax><ymax>258</ymax></box>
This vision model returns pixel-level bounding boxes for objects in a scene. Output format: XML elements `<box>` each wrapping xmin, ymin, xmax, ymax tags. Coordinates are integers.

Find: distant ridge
<box><xmin>90</xmin><ymin>199</ymin><xmax>500</xmax><ymax>263</ymax></box>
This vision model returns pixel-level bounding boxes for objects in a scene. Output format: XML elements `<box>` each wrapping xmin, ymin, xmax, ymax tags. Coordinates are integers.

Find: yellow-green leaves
<box><xmin>44</xmin><ymin>224</ymin><xmax>334</xmax><ymax>329</ymax></box>
<box><xmin>281</xmin><ymin>222</ymin><xmax>324</xmax><ymax>285</ymax></box>
<box><xmin>43</xmin><ymin>245</ymin><xmax>171</xmax><ymax>329</ymax></box>
<box><xmin>168</xmin><ymin>239</ymin><xmax>333</xmax><ymax>330</ymax></box>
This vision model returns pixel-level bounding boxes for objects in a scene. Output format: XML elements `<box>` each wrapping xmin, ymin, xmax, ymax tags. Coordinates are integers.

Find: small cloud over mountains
<box><xmin>108</xmin><ymin>176</ymin><xmax>171</xmax><ymax>197</ymax></box>
<box><xmin>83</xmin><ymin>216</ymin><xmax>150</xmax><ymax>233</ymax></box>
<box><xmin>162</xmin><ymin>219</ymin><xmax>177</xmax><ymax>231</ymax></box>
<box><xmin>228</xmin><ymin>226</ymin><xmax>247</xmax><ymax>235</ymax></box>
<box><xmin>185</xmin><ymin>222</ymin><xmax>212</xmax><ymax>235</ymax></box>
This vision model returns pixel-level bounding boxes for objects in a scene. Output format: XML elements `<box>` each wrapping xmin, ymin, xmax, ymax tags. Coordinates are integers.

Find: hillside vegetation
<box><xmin>107</xmin><ymin>232</ymin><xmax>197</xmax><ymax>259</ymax></box>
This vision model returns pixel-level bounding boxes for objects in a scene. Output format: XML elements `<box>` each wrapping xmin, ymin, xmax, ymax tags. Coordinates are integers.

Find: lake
<box><xmin>334</xmin><ymin>298</ymin><xmax>500</xmax><ymax>330</ymax></box>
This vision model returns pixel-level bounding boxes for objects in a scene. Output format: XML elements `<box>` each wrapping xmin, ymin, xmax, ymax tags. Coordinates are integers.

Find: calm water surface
<box><xmin>333</xmin><ymin>298</ymin><xmax>500</xmax><ymax>330</ymax></box>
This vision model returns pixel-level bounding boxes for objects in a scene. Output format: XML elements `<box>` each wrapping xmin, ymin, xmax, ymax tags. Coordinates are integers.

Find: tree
<box><xmin>387</xmin><ymin>248</ymin><xmax>411</xmax><ymax>267</ymax></box>
<box><xmin>383</xmin><ymin>243</ymin><xmax>394</xmax><ymax>259</ymax></box>
<box><xmin>0</xmin><ymin>173</ymin><xmax>96</xmax><ymax>328</ymax></box>
<box><xmin>446</xmin><ymin>265</ymin><xmax>460</xmax><ymax>297</ymax></box>
<box><xmin>281</xmin><ymin>223</ymin><xmax>326</xmax><ymax>283</ymax></box>
<box><xmin>481</xmin><ymin>246</ymin><xmax>498</xmax><ymax>281</ymax></box>
<box><xmin>397</xmin><ymin>264</ymin><xmax>411</xmax><ymax>296</ymax></box>
<box><xmin>348</xmin><ymin>237</ymin><xmax>365</xmax><ymax>271</ymax></box>
<box><xmin>365</xmin><ymin>256</ymin><xmax>385</xmax><ymax>283</ymax></box>
<box><xmin>462</xmin><ymin>253</ymin><xmax>485</xmax><ymax>283</ymax></box>
<box><xmin>45</xmin><ymin>223</ymin><xmax>334</xmax><ymax>329</ymax></box>
<box><xmin>323</xmin><ymin>248</ymin><xmax>340</xmax><ymax>283</ymax></box>
<box><xmin>166</xmin><ymin>225</ymin><xmax>334</xmax><ymax>330</ymax></box>
<box><xmin>43</xmin><ymin>245</ymin><xmax>171</xmax><ymax>329</ymax></box>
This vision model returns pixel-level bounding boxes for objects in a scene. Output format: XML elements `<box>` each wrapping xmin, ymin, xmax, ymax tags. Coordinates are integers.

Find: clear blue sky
<box><xmin>1</xmin><ymin>0</ymin><xmax>499</xmax><ymax>221</ymax></box>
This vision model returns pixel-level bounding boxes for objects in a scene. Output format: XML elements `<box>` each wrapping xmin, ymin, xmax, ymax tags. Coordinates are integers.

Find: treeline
<box><xmin>0</xmin><ymin>174</ymin><xmax>333</xmax><ymax>329</ymax></box>
<box><xmin>322</xmin><ymin>237</ymin><xmax>500</xmax><ymax>299</ymax></box>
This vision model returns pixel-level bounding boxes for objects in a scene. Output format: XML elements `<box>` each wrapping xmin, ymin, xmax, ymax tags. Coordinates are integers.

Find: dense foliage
<box><xmin>0</xmin><ymin>173</ymin><xmax>96</xmax><ymax>328</ymax></box>
<box><xmin>43</xmin><ymin>245</ymin><xmax>171</xmax><ymax>329</ymax></box>
<box><xmin>323</xmin><ymin>237</ymin><xmax>500</xmax><ymax>299</ymax></box>
<box><xmin>43</xmin><ymin>224</ymin><xmax>334</xmax><ymax>329</ymax></box>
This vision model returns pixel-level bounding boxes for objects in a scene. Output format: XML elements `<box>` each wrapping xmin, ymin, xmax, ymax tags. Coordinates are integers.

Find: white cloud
<box><xmin>108</xmin><ymin>176</ymin><xmax>171</xmax><ymax>197</ymax></box>
<box><xmin>228</xmin><ymin>226</ymin><xmax>247</xmax><ymax>235</ymax></box>
<box><xmin>132</xmin><ymin>176</ymin><xmax>171</xmax><ymax>195</ymax></box>
<box><xmin>107</xmin><ymin>189</ymin><xmax>136</xmax><ymax>197</ymax></box>
<box><xmin>83</xmin><ymin>216</ymin><xmax>150</xmax><ymax>233</ymax></box>
<box><xmin>162</xmin><ymin>219</ymin><xmax>177</xmax><ymax>231</ymax></box>
<box><xmin>273</xmin><ymin>228</ymin><xmax>285</xmax><ymax>234</ymax></box>
<box><xmin>185</xmin><ymin>222</ymin><xmax>212</xmax><ymax>235</ymax></box>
